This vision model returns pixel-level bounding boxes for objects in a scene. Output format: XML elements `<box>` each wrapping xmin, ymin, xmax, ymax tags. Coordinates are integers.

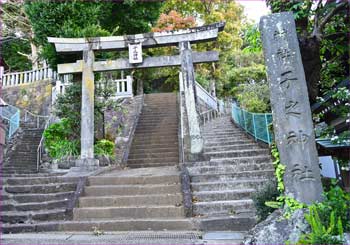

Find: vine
<box><xmin>266</xmin><ymin>143</ymin><xmax>306</xmax><ymax>218</ymax></box>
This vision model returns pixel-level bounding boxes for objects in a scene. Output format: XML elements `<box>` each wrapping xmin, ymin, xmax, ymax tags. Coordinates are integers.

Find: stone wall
<box><xmin>2</xmin><ymin>79</ymin><xmax>53</xmax><ymax>116</ymax></box>
<box><xmin>104</xmin><ymin>95</ymin><xmax>144</xmax><ymax>167</ymax></box>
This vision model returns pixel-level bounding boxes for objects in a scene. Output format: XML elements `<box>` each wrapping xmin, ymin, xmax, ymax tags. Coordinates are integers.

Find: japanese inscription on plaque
<box><xmin>260</xmin><ymin>12</ymin><xmax>323</xmax><ymax>204</ymax></box>
<box><xmin>128</xmin><ymin>43</ymin><xmax>143</xmax><ymax>64</ymax></box>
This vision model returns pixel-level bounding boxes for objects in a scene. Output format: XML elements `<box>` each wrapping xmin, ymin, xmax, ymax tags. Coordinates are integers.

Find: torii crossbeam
<box><xmin>48</xmin><ymin>22</ymin><xmax>224</xmax><ymax>169</ymax></box>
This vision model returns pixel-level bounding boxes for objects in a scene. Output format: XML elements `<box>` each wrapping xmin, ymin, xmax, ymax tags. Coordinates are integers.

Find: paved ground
<box><xmin>1</xmin><ymin>231</ymin><xmax>246</xmax><ymax>244</ymax></box>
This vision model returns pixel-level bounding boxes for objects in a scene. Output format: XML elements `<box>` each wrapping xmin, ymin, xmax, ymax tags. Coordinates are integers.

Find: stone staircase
<box><xmin>57</xmin><ymin>167</ymin><xmax>195</xmax><ymax>231</ymax></box>
<box><xmin>2</xmin><ymin>124</ymin><xmax>44</xmax><ymax>176</ymax></box>
<box><xmin>127</xmin><ymin>93</ymin><xmax>179</xmax><ymax>168</ymax></box>
<box><xmin>1</xmin><ymin>174</ymin><xmax>80</xmax><ymax>233</ymax></box>
<box><xmin>185</xmin><ymin>116</ymin><xmax>274</xmax><ymax>231</ymax></box>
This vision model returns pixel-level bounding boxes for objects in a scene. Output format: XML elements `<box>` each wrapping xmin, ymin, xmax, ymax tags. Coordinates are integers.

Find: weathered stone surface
<box><xmin>2</xmin><ymin>80</ymin><xmax>52</xmax><ymax>117</ymax></box>
<box><xmin>260</xmin><ymin>12</ymin><xmax>323</xmax><ymax>204</ymax></box>
<box><xmin>104</xmin><ymin>95</ymin><xmax>143</xmax><ymax>167</ymax></box>
<box><xmin>243</xmin><ymin>209</ymin><xmax>310</xmax><ymax>245</ymax></box>
<box><xmin>80</xmin><ymin>48</ymin><xmax>95</xmax><ymax>161</ymax></box>
<box><xmin>57</xmin><ymin>51</ymin><xmax>219</xmax><ymax>74</ymax></box>
<box><xmin>48</xmin><ymin>22</ymin><xmax>225</xmax><ymax>52</ymax></box>
<box><xmin>179</xmin><ymin>41</ymin><xmax>203</xmax><ymax>156</ymax></box>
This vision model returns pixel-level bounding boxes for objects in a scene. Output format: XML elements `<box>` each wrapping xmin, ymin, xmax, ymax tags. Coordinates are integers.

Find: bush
<box><xmin>298</xmin><ymin>206</ymin><xmax>344</xmax><ymax>244</ymax></box>
<box><xmin>252</xmin><ymin>180</ymin><xmax>280</xmax><ymax>221</ymax></box>
<box><xmin>314</xmin><ymin>182</ymin><xmax>350</xmax><ymax>232</ymax></box>
<box><xmin>94</xmin><ymin>139</ymin><xmax>115</xmax><ymax>157</ymax></box>
<box><xmin>44</xmin><ymin>119</ymin><xmax>80</xmax><ymax>159</ymax></box>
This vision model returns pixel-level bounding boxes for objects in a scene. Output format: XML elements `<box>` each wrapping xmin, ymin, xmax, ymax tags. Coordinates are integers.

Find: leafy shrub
<box><xmin>314</xmin><ymin>182</ymin><xmax>350</xmax><ymax>232</ymax></box>
<box><xmin>44</xmin><ymin>119</ymin><xmax>80</xmax><ymax>159</ymax></box>
<box><xmin>94</xmin><ymin>139</ymin><xmax>115</xmax><ymax>157</ymax></box>
<box><xmin>252</xmin><ymin>180</ymin><xmax>279</xmax><ymax>221</ymax></box>
<box><xmin>234</xmin><ymin>81</ymin><xmax>271</xmax><ymax>113</ymax></box>
<box><xmin>298</xmin><ymin>206</ymin><xmax>344</xmax><ymax>244</ymax></box>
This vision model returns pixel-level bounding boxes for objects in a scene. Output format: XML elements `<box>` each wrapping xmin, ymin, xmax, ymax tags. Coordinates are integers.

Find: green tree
<box><xmin>265</xmin><ymin>0</ymin><xmax>349</xmax><ymax>102</ymax></box>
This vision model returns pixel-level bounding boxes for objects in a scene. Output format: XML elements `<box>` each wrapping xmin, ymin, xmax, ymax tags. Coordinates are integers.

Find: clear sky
<box><xmin>237</xmin><ymin>0</ymin><xmax>270</xmax><ymax>23</ymax></box>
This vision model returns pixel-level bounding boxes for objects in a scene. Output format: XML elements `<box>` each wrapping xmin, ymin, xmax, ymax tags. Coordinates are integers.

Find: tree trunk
<box><xmin>299</xmin><ymin>36</ymin><xmax>321</xmax><ymax>103</ymax></box>
<box><xmin>30</xmin><ymin>42</ymin><xmax>39</xmax><ymax>70</ymax></box>
<box><xmin>209</xmin><ymin>79</ymin><xmax>216</xmax><ymax>97</ymax></box>
<box><xmin>136</xmin><ymin>78</ymin><xmax>143</xmax><ymax>95</ymax></box>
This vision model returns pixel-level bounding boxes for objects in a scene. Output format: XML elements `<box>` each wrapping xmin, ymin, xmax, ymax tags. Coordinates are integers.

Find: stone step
<box><xmin>129</xmin><ymin>147</ymin><xmax>179</xmax><ymax>155</ymax></box>
<box><xmin>204</xmin><ymin>143</ymin><xmax>261</xmax><ymax>152</ymax></box>
<box><xmin>190</xmin><ymin>170</ymin><xmax>274</xmax><ymax>183</ymax></box>
<box><xmin>127</xmin><ymin>157</ymin><xmax>179</xmax><ymax>165</ymax></box>
<box><xmin>204</xmin><ymin>149</ymin><xmax>270</xmax><ymax>158</ymax></box>
<box><xmin>133</xmin><ymin>135</ymin><xmax>178</xmax><ymax>142</ymax></box>
<box><xmin>203</xmin><ymin>133</ymin><xmax>245</xmax><ymax>139</ymax></box>
<box><xmin>185</xmin><ymin>156</ymin><xmax>272</xmax><ymax>168</ymax></box>
<box><xmin>204</xmin><ymin>137</ymin><xmax>252</xmax><ymax>144</ymax></box>
<box><xmin>193</xmin><ymin>189</ymin><xmax>255</xmax><ymax>202</ymax></box>
<box><xmin>187</xmin><ymin>163</ymin><xmax>274</xmax><ymax>175</ymax></box>
<box><xmin>5</xmin><ymin>176</ymin><xmax>79</xmax><ymax>186</ymax></box>
<box><xmin>202</xmin><ymin>131</ymin><xmax>243</xmax><ymax>137</ymax></box>
<box><xmin>191</xmin><ymin>179</ymin><xmax>268</xmax><ymax>192</ymax></box>
<box><xmin>199</xmin><ymin>215</ymin><xmax>256</xmax><ymax>231</ymax></box>
<box><xmin>3</xmin><ymin>191</ymin><xmax>75</xmax><ymax>203</ymax></box>
<box><xmin>1</xmin><ymin>209</ymin><xmax>66</xmax><ymax>224</ymax></box>
<box><xmin>210</xmin><ymin>155</ymin><xmax>272</xmax><ymax>165</ymax></box>
<box><xmin>130</xmin><ymin>143</ymin><xmax>178</xmax><ymax>150</ymax></box>
<box><xmin>205</xmin><ymin>140</ymin><xmax>252</xmax><ymax>147</ymax></box>
<box><xmin>127</xmin><ymin>162</ymin><xmax>179</xmax><ymax>168</ymax></box>
<box><xmin>84</xmin><ymin>184</ymin><xmax>181</xmax><ymax>196</ymax></box>
<box><xmin>73</xmin><ymin>206</ymin><xmax>185</xmax><ymax>220</ymax></box>
<box><xmin>88</xmin><ymin>175</ymin><xmax>180</xmax><ymax>186</ymax></box>
<box><xmin>193</xmin><ymin>199</ymin><xmax>254</xmax><ymax>216</ymax></box>
<box><xmin>128</xmin><ymin>151</ymin><xmax>179</xmax><ymax>160</ymax></box>
<box><xmin>59</xmin><ymin>218</ymin><xmax>196</xmax><ymax>231</ymax></box>
<box><xmin>79</xmin><ymin>194</ymin><xmax>183</xmax><ymax>207</ymax></box>
<box><xmin>2</xmin><ymin>199</ymin><xmax>68</xmax><ymax>212</ymax></box>
<box><xmin>132</xmin><ymin>138</ymin><xmax>179</xmax><ymax>145</ymax></box>
<box><xmin>137</xmin><ymin>122</ymin><xmax>178</xmax><ymax>127</ymax></box>
<box><xmin>138</xmin><ymin>118</ymin><xmax>178</xmax><ymax>122</ymax></box>
<box><xmin>1</xmin><ymin>173</ymin><xmax>65</xmax><ymax>178</ymax></box>
<box><xmin>135</xmin><ymin>128</ymin><xmax>178</xmax><ymax>134</ymax></box>
<box><xmin>5</xmin><ymin>182</ymin><xmax>77</xmax><ymax>194</ymax></box>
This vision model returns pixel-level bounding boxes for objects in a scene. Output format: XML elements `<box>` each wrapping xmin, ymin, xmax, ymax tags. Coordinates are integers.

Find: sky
<box><xmin>237</xmin><ymin>0</ymin><xmax>270</xmax><ymax>23</ymax></box>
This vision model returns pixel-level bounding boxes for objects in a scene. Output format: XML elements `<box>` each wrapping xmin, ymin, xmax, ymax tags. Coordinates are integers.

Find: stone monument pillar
<box><xmin>260</xmin><ymin>12</ymin><xmax>323</xmax><ymax>204</ymax></box>
<box><xmin>179</xmin><ymin>41</ymin><xmax>203</xmax><ymax>156</ymax></box>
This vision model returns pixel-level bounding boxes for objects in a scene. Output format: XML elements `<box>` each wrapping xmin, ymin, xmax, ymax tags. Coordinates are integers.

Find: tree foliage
<box><xmin>266</xmin><ymin>0</ymin><xmax>349</xmax><ymax>102</ymax></box>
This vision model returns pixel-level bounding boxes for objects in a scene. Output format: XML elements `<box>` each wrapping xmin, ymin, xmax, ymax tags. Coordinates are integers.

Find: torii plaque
<box><xmin>48</xmin><ymin>22</ymin><xmax>225</xmax><ymax>169</ymax></box>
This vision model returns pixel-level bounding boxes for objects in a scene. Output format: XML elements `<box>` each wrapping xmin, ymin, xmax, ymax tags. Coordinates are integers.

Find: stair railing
<box><xmin>23</xmin><ymin>109</ymin><xmax>49</xmax><ymax>129</ymax></box>
<box><xmin>0</xmin><ymin>104</ymin><xmax>20</xmax><ymax>139</ymax></box>
<box><xmin>231</xmin><ymin>102</ymin><xmax>273</xmax><ymax>145</ymax></box>
<box><xmin>195</xmin><ymin>81</ymin><xmax>218</xmax><ymax>111</ymax></box>
<box><xmin>36</xmin><ymin>115</ymin><xmax>53</xmax><ymax>172</ymax></box>
<box><xmin>1</xmin><ymin>66</ymin><xmax>57</xmax><ymax>87</ymax></box>
<box><xmin>199</xmin><ymin>109</ymin><xmax>220</xmax><ymax>125</ymax></box>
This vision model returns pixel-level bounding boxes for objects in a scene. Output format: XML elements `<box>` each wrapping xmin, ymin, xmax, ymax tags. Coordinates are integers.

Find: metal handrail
<box><xmin>0</xmin><ymin>104</ymin><xmax>20</xmax><ymax>139</ymax></box>
<box><xmin>195</xmin><ymin>81</ymin><xmax>218</xmax><ymax>110</ymax></box>
<box><xmin>36</xmin><ymin>115</ymin><xmax>53</xmax><ymax>172</ymax></box>
<box><xmin>231</xmin><ymin>103</ymin><xmax>273</xmax><ymax>145</ymax></box>
<box><xmin>200</xmin><ymin>108</ymin><xmax>220</xmax><ymax>125</ymax></box>
<box><xmin>23</xmin><ymin>109</ymin><xmax>49</xmax><ymax>128</ymax></box>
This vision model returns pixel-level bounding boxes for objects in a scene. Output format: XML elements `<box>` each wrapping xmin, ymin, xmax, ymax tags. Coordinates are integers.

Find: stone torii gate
<box><xmin>48</xmin><ymin>22</ymin><xmax>224</xmax><ymax>169</ymax></box>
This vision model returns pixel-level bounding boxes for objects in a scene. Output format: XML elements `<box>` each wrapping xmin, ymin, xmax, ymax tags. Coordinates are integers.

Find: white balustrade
<box><xmin>195</xmin><ymin>81</ymin><xmax>218</xmax><ymax>110</ymax></box>
<box><xmin>1</xmin><ymin>66</ymin><xmax>54</xmax><ymax>87</ymax></box>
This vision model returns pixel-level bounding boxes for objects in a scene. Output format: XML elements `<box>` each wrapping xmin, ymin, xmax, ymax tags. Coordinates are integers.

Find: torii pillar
<box><xmin>180</xmin><ymin>41</ymin><xmax>203</xmax><ymax>155</ymax></box>
<box><xmin>76</xmin><ymin>46</ymin><xmax>99</xmax><ymax>169</ymax></box>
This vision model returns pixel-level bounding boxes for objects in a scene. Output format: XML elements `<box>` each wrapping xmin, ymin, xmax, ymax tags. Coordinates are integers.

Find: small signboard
<box><xmin>128</xmin><ymin>43</ymin><xmax>143</xmax><ymax>64</ymax></box>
